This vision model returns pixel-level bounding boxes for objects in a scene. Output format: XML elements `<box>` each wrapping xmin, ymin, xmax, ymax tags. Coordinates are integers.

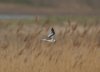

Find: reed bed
<box><xmin>0</xmin><ymin>16</ymin><xmax>100</xmax><ymax>72</ymax></box>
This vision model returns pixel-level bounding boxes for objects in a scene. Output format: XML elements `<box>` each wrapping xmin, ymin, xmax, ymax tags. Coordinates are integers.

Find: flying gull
<box><xmin>42</xmin><ymin>27</ymin><xmax>56</xmax><ymax>42</ymax></box>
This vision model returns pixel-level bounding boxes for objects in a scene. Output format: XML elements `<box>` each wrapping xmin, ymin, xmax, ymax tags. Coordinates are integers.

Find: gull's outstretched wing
<box><xmin>41</xmin><ymin>38</ymin><xmax>56</xmax><ymax>42</ymax></box>
<box><xmin>48</xmin><ymin>28</ymin><xmax>55</xmax><ymax>39</ymax></box>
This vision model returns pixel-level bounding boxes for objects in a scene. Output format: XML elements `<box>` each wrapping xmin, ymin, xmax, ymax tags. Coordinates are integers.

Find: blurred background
<box><xmin>0</xmin><ymin>1</ymin><xmax>100</xmax><ymax>72</ymax></box>
<box><xmin>0</xmin><ymin>0</ymin><xmax>100</xmax><ymax>15</ymax></box>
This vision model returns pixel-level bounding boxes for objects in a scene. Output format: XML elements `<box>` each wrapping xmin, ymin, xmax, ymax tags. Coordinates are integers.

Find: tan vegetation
<box><xmin>0</xmin><ymin>16</ymin><xmax>100</xmax><ymax>72</ymax></box>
